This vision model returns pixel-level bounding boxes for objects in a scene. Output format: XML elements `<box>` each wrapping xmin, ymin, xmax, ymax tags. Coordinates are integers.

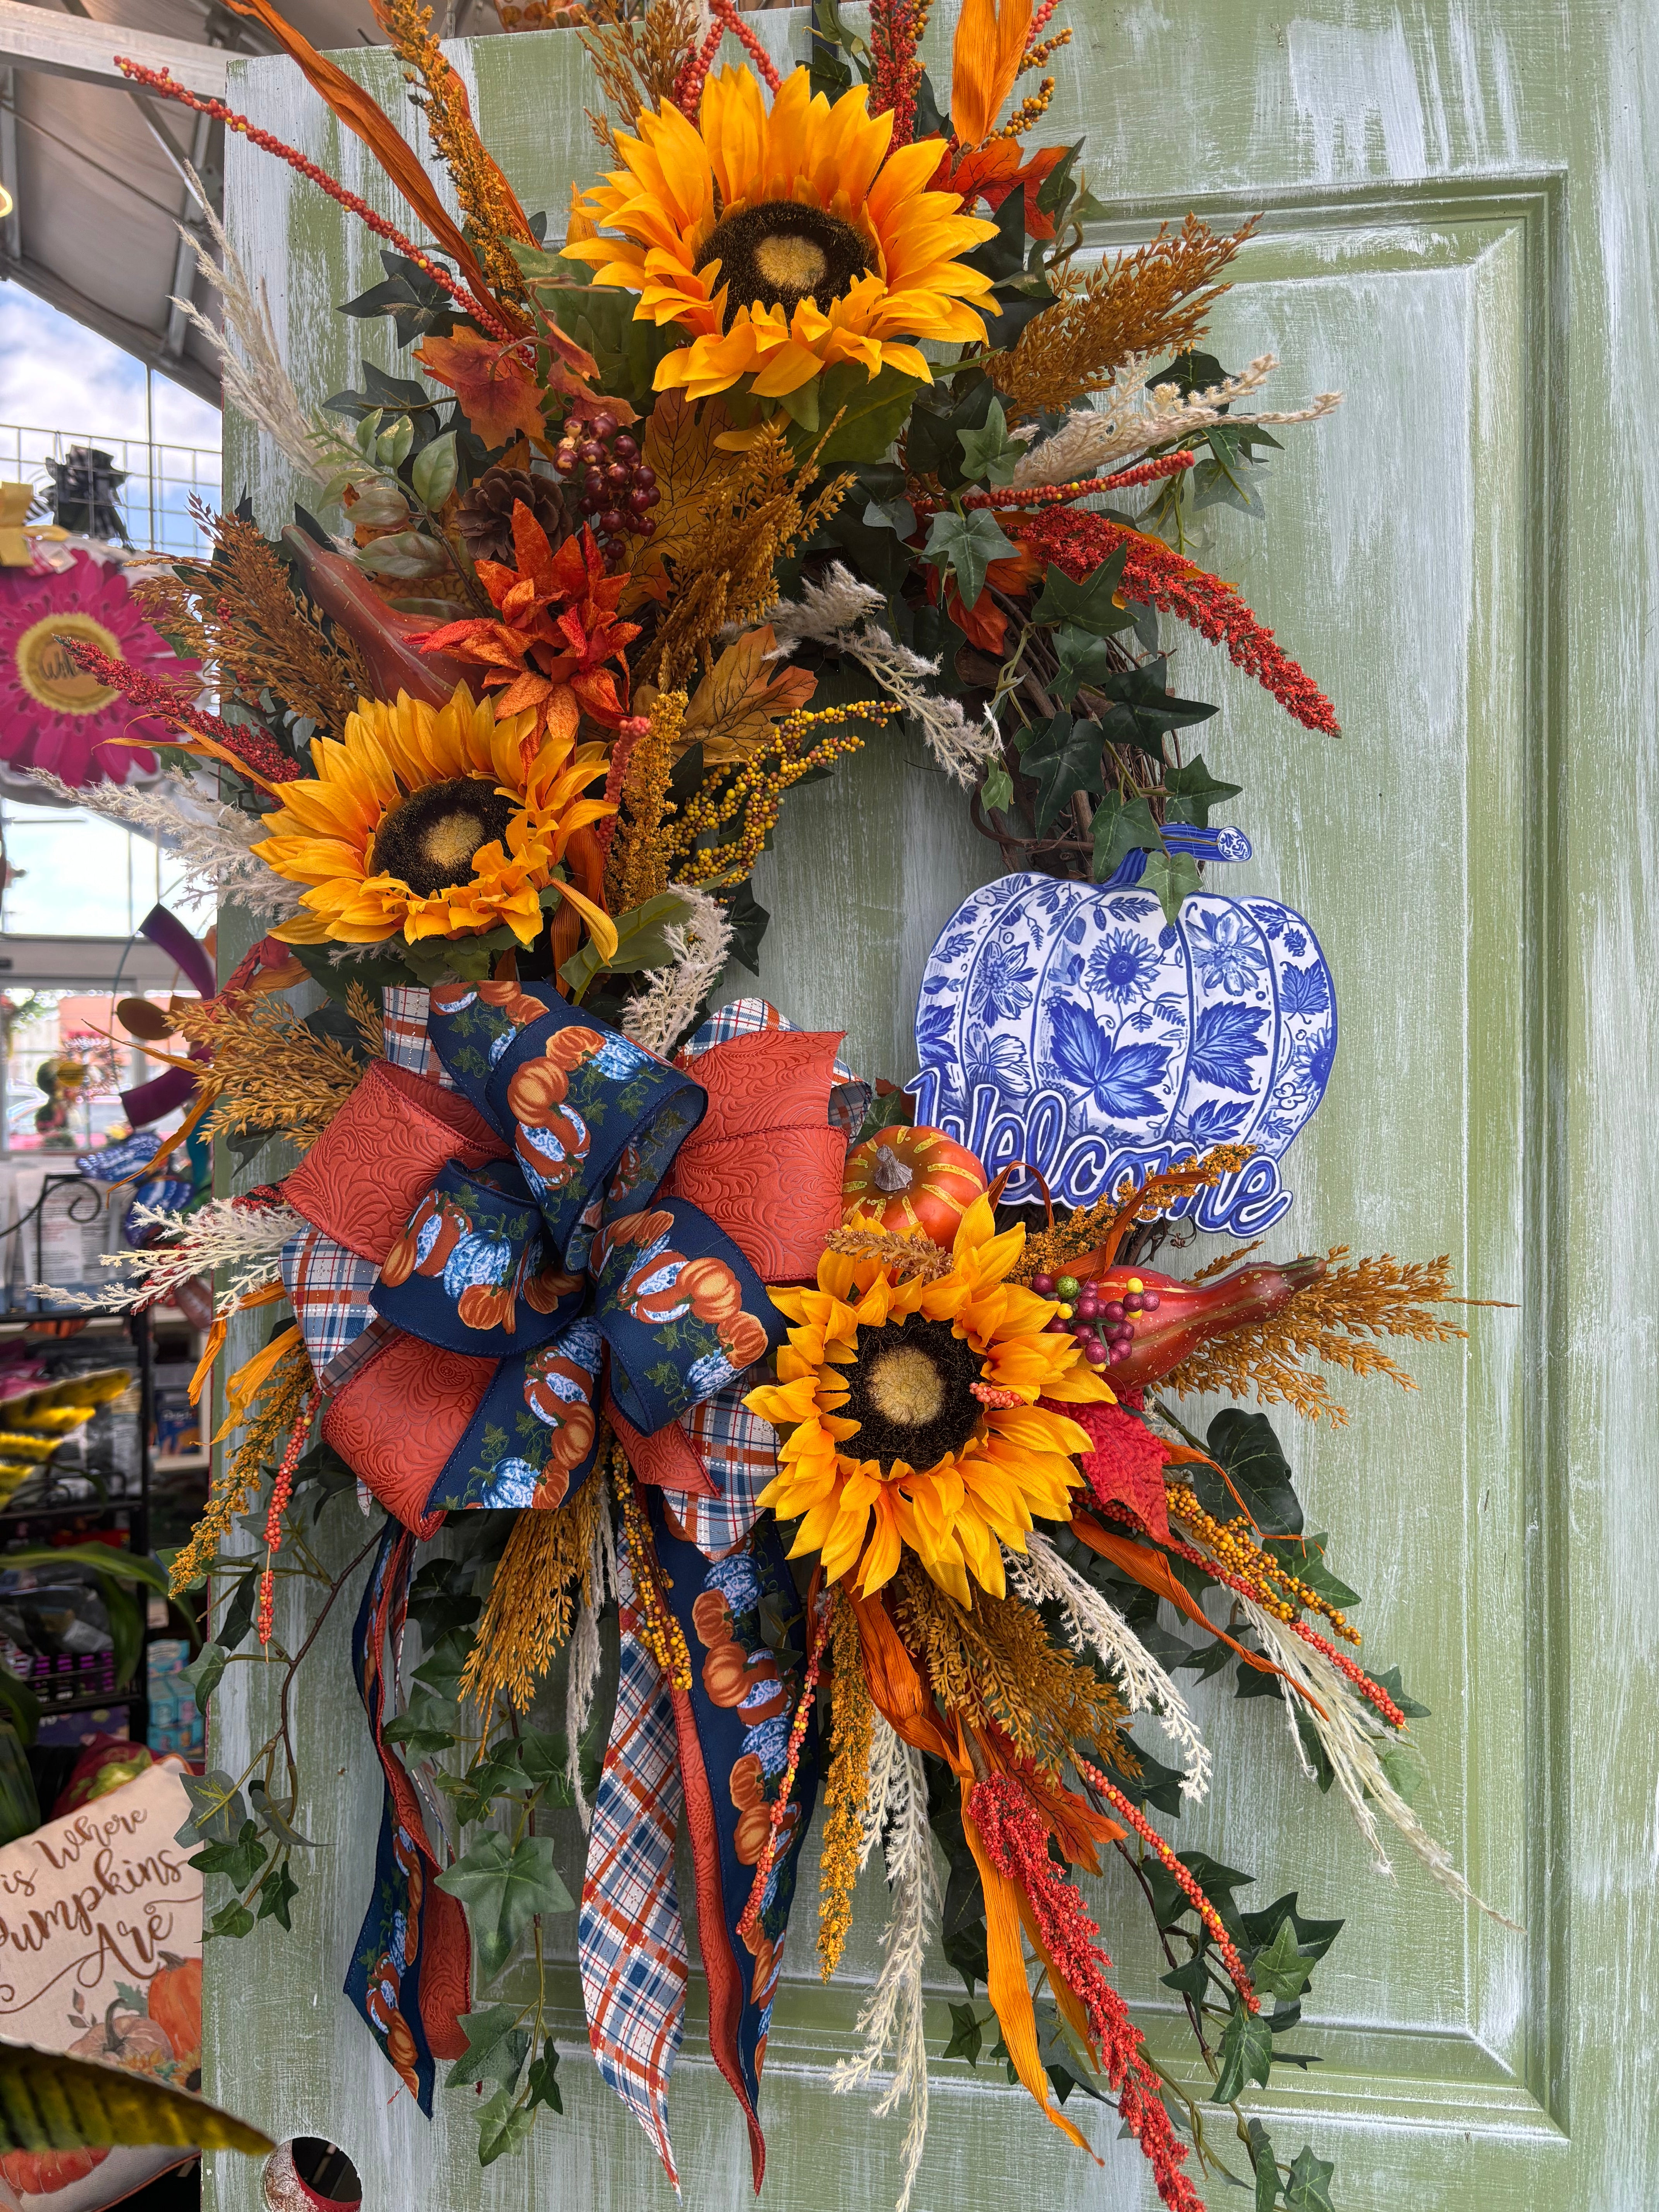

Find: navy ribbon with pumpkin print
<box><xmin>648</xmin><ymin>1488</ymin><xmax>820</xmax><ymax>2181</ymax></box>
<box><xmin>287</xmin><ymin>979</ymin><xmax>790</xmax><ymax>1532</ymax></box>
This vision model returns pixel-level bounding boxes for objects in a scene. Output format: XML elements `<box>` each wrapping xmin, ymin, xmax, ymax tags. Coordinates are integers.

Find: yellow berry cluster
<box><xmin>996</xmin><ymin>81</ymin><xmax>1056</xmax><ymax>140</ymax></box>
<box><xmin>613</xmin><ymin>1450</ymin><xmax>692</xmax><ymax>1689</ymax></box>
<box><xmin>1019</xmin><ymin>29</ymin><xmax>1073</xmax><ymax>75</ymax></box>
<box><xmin>1165</xmin><ymin>1480</ymin><xmax>1360</xmax><ymax>1644</ymax></box>
<box><xmin>675</xmin><ymin>702</ymin><xmax>898</xmax><ymax>886</ymax></box>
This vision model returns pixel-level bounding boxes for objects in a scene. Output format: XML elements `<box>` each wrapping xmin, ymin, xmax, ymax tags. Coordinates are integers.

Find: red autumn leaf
<box><xmin>417</xmin><ymin>331</ymin><xmax>548</xmax><ymax>450</ymax></box>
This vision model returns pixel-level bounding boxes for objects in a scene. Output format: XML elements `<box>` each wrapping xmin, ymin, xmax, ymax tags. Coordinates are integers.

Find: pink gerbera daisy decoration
<box><xmin>0</xmin><ymin>549</ymin><xmax>196</xmax><ymax>787</ymax></box>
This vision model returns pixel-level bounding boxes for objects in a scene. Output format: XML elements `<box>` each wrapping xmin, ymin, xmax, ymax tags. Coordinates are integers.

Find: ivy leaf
<box><xmin>1020</xmin><ymin>712</ymin><xmax>1105</xmax><ymax>832</ymax></box>
<box><xmin>1090</xmin><ymin>792</ymin><xmax>1164</xmax><ymax>880</ymax></box>
<box><xmin>1213</xmin><ymin>2001</ymin><xmax>1274</xmax><ymax>2104</ymax></box>
<box><xmin>1204</xmin><ymin>1410</ymin><xmax>1304</xmax><ymax>1536</ymax></box>
<box><xmin>436</xmin><ymin>1834</ymin><xmax>575</xmax><ymax>1982</ymax></box>
<box><xmin>1379</xmin><ymin>1741</ymin><xmax>1428</xmax><ymax>1806</ymax></box>
<box><xmin>1147</xmin><ymin>1851</ymin><xmax>1254</xmax><ymax>1941</ymax></box>
<box><xmin>963</xmin><ymin>187</ymin><xmax>1027</xmax><ymax>283</ymax></box>
<box><xmin>177</xmin><ymin>1769</ymin><xmax>245</xmax><ymax>1849</ymax></box>
<box><xmin>943</xmin><ymin>2002</ymin><xmax>985</xmax><ymax>2064</ymax></box>
<box><xmin>1283</xmin><ymin>2146</ymin><xmax>1338</xmax><ymax>2212</ymax></box>
<box><xmin>208</xmin><ymin>1898</ymin><xmax>256</xmax><ymax>1942</ymax></box>
<box><xmin>1034</xmin><ymin>548</ymin><xmax>1133</xmax><ymax>636</ymax></box>
<box><xmin>1159</xmin><ymin>1958</ymin><xmax>1212</xmax><ymax>2001</ymax></box>
<box><xmin>1050</xmin><ymin>623</ymin><xmax>1121</xmax><ymax>706</ymax></box>
<box><xmin>475</xmin><ymin>2087</ymin><xmax>536</xmax><ymax>2166</ymax></box>
<box><xmin>381</xmin><ymin>1689</ymin><xmax>458</xmax><ymax>1761</ymax></box>
<box><xmin>412</xmin><ymin>1627</ymin><xmax>475</xmax><ymax>1702</ymax></box>
<box><xmin>514</xmin><ymin>1729</ymin><xmax>575</xmax><ymax>1802</ymax></box>
<box><xmin>190</xmin><ymin>1821</ymin><xmax>268</xmax><ymax>1891</ymax></box>
<box><xmin>1245</xmin><ymin>2118</ymin><xmax>1281</xmax><ymax>2210</ymax></box>
<box><xmin>524</xmin><ymin>2039</ymin><xmax>563</xmax><ymax>2114</ymax></box>
<box><xmin>249</xmin><ymin>1780</ymin><xmax>315</xmax><ymax>1850</ymax></box>
<box><xmin>1265</xmin><ymin>1534</ymin><xmax>1361</xmax><ymax>1611</ymax></box>
<box><xmin>905</xmin><ymin>374</ymin><xmax>993</xmax><ymax>484</ymax></box>
<box><xmin>923</xmin><ymin>507</ymin><xmax>1017</xmax><ymax>612</ymax></box>
<box><xmin>1091</xmin><ymin>657</ymin><xmax>1219</xmax><ymax>754</ymax></box>
<box><xmin>1251</xmin><ymin>1921</ymin><xmax>1315</xmax><ymax>2002</ymax></box>
<box><xmin>255</xmin><ymin>1862</ymin><xmax>300</xmax><ymax>1931</ymax></box>
<box><xmin>1238</xmin><ymin>1893</ymin><xmax>1344</xmax><ymax>1963</ymax></box>
<box><xmin>446</xmin><ymin>2006</ymin><xmax>530</xmax><ymax>2093</ymax></box>
<box><xmin>958</xmin><ymin>397</ymin><xmax>1023</xmax><ymax>487</ymax></box>
<box><xmin>407</xmin><ymin>1557</ymin><xmax>482</xmax><ymax>1643</ymax></box>
<box><xmin>182</xmin><ymin>1642</ymin><xmax>226</xmax><ymax>1712</ymax></box>
<box><xmin>437</xmin><ymin>1747</ymin><xmax>524</xmax><ymax>1828</ymax></box>
<box><xmin>1163</xmin><ymin>752</ymin><xmax>1243</xmax><ymax>828</ymax></box>
<box><xmin>219</xmin><ymin>1568</ymin><xmax>259</xmax><ymax>1653</ymax></box>
<box><xmin>1192</xmin><ymin>450</ymin><xmax>1267</xmax><ymax>519</ymax></box>
<box><xmin>1140</xmin><ymin>848</ymin><xmax>1202</xmax><ymax>926</ymax></box>
<box><xmin>716</xmin><ymin>880</ymin><xmax>769</xmax><ymax>976</ymax></box>
<box><xmin>981</xmin><ymin>757</ymin><xmax>1014</xmax><ymax>814</ymax></box>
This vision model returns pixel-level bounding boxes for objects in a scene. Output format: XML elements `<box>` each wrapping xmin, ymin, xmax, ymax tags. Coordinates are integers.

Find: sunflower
<box><xmin>745</xmin><ymin>1195</ymin><xmax>1112</xmax><ymax>1605</ymax></box>
<box><xmin>564</xmin><ymin>67</ymin><xmax>1000</xmax><ymax>402</ymax></box>
<box><xmin>253</xmin><ymin>681</ymin><xmax>618</xmax><ymax>954</ymax></box>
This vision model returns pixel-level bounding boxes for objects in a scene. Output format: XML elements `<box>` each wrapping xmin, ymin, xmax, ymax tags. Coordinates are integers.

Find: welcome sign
<box><xmin>908</xmin><ymin>870</ymin><xmax>1338</xmax><ymax>1231</ymax></box>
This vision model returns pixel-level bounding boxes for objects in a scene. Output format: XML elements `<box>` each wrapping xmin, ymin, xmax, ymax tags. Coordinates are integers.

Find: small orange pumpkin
<box><xmin>677</xmin><ymin>1255</ymin><xmax>743</xmax><ymax>1326</ymax></box>
<box><xmin>842</xmin><ymin>1125</ymin><xmax>988</xmax><ymax>1248</ymax></box>
<box><xmin>508</xmin><ymin>1056</ymin><xmax>571</xmax><ymax>1122</ymax></box>
<box><xmin>721</xmin><ymin>1312</ymin><xmax>770</xmax><ymax>1369</ymax></box>
<box><xmin>148</xmin><ymin>1953</ymin><xmax>202</xmax><ymax>2064</ymax></box>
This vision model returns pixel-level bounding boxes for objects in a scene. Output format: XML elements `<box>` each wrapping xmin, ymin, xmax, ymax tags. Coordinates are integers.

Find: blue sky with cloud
<box><xmin>0</xmin><ymin>282</ymin><xmax>221</xmax><ymax>447</ymax></box>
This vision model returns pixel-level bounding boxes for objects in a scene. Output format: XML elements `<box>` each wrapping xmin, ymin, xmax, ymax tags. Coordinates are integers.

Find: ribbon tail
<box><xmin>648</xmin><ymin>1492</ymin><xmax>821</xmax><ymax>2194</ymax></box>
<box><xmin>579</xmin><ymin>1542</ymin><xmax>689</xmax><ymax>2189</ymax></box>
<box><xmin>343</xmin><ymin>1523</ymin><xmax>471</xmax><ymax>2114</ymax></box>
<box><xmin>960</xmin><ymin>1776</ymin><xmax>1096</xmax><ymax>2157</ymax></box>
<box><xmin>669</xmin><ymin>1678</ymin><xmax>768</xmax><ymax>2193</ymax></box>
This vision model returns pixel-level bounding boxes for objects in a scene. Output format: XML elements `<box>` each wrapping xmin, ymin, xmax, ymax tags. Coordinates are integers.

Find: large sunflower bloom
<box><xmin>565</xmin><ymin>66</ymin><xmax>999</xmax><ymax>402</ymax></box>
<box><xmin>253</xmin><ymin>682</ymin><xmax>618</xmax><ymax>954</ymax></box>
<box><xmin>745</xmin><ymin>1195</ymin><xmax>1112</xmax><ymax>1605</ymax></box>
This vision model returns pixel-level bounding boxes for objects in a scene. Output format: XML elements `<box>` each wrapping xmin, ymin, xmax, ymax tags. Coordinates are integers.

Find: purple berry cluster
<box><xmin>1030</xmin><ymin>1270</ymin><xmax>1162</xmax><ymax>1368</ymax></box>
<box><xmin>553</xmin><ymin>410</ymin><xmax>659</xmax><ymax>568</ymax></box>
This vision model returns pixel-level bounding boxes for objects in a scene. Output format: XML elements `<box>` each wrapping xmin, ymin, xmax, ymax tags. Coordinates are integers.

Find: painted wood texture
<box><xmin>205</xmin><ymin>5</ymin><xmax>1658</xmax><ymax>2208</ymax></box>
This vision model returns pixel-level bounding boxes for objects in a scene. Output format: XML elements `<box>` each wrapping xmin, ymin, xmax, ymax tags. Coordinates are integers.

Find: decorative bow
<box><xmin>281</xmin><ymin>982</ymin><xmax>848</xmax><ymax>1531</ymax></box>
<box><xmin>295</xmin><ymin>986</ymin><xmax>850</xmax><ymax>2131</ymax></box>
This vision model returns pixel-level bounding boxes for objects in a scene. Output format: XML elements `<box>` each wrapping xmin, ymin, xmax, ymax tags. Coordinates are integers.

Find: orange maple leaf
<box><xmin>417</xmin><ymin>331</ymin><xmax>551</xmax><ymax>451</ymax></box>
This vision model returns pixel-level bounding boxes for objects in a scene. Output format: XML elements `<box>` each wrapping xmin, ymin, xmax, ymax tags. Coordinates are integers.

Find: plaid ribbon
<box><xmin>671</xmin><ymin>1383</ymin><xmax>779</xmax><ymax>1558</ymax></box>
<box><xmin>382</xmin><ymin>985</ymin><xmax>457</xmax><ymax>1087</ymax></box>
<box><xmin>280</xmin><ymin>1225</ymin><xmax>380</xmax><ymax>1375</ymax></box>
<box><xmin>578</xmin><ymin>1537</ymin><xmax>688</xmax><ymax>2186</ymax></box>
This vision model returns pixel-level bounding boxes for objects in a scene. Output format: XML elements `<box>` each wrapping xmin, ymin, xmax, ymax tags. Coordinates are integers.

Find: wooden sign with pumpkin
<box><xmin>0</xmin><ymin>1762</ymin><xmax>203</xmax><ymax>2212</ymax></box>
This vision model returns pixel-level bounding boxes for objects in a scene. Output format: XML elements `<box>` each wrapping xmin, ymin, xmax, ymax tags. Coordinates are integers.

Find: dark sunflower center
<box><xmin>696</xmin><ymin>200</ymin><xmax>872</xmax><ymax>320</ymax></box>
<box><xmin>371</xmin><ymin>778</ymin><xmax>517</xmax><ymax>897</ymax></box>
<box><xmin>842</xmin><ymin>1314</ymin><xmax>985</xmax><ymax>1475</ymax></box>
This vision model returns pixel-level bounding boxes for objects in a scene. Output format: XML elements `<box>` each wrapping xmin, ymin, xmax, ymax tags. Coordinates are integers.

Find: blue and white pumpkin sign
<box><xmin>907</xmin><ymin>848</ymin><xmax>1337</xmax><ymax>1235</ymax></box>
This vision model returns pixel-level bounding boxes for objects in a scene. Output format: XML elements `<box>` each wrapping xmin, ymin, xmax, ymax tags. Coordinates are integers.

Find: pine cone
<box><xmin>457</xmin><ymin>466</ymin><xmax>567</xmax><ymax>566</ymax></box>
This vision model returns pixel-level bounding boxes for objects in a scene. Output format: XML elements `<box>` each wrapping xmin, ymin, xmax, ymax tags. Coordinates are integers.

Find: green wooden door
<box><xmin>206</xmin><ymin>6</ymin><xmax>1656</xmax><ymax>2207</ymax></box>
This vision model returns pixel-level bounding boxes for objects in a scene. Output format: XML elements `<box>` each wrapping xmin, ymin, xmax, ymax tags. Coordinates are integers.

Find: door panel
<box><xmin>207</xmin><ymin>5</ymin><xmax>1653</xmax><ymax>2207</ymax></box>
